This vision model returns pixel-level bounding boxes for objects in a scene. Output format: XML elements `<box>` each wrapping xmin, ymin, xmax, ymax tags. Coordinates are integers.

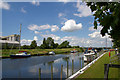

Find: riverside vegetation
<box><xmin>2</xmin><ymin>48</ymin><xmax>83</xmax><ymax>58</ymax></box>
<box><xmin>2</xmin><ymin>37</ymin><xmax>84</xmax><ymax>58</ymax></box>
<box><xmin>76</xmin><ymin>51</ymin><xmax>120</xmax><ymax>79</ymax></box>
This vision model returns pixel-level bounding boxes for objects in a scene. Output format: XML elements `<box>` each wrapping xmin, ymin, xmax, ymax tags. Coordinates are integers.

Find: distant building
<box><xmin>0</xmin><ymin>34</ymin><xmax>20</xmax><ymax>48</ymax></box>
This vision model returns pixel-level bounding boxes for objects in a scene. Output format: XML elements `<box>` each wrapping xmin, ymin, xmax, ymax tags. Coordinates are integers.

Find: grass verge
<box><xmin>2</xmin><ymin>48</ymin><xmax>82</xmax><ymax>58</ymax></box>
<box><xmin>76</xmin><ymin>51</ymin><xmax>119</xmax><ymax>79</ymax></box>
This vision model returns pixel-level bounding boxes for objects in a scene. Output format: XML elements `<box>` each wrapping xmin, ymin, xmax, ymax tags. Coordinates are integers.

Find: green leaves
<box><xmin>58</xmin><ymin>41</ymin><xmax>70</xmax><ymax>48</ymax></box>
<box><xmin>86</xmin><ymin>2</ymin><xmax>120</xmax><ymax>47</ymax></box>
<box><xmin>94</xmin><ymin>20</ymin><xmax>97</xmax><ymax>29</ymax></box>
<box><xmin>30</xmin><ymin>40</ymin><xmax>37</xmax><ymax>49</ymax></box>
<box><xmin>90</xmin><ymin>4</ymin><xmax>96</xmax><ymax>12</ymax></box>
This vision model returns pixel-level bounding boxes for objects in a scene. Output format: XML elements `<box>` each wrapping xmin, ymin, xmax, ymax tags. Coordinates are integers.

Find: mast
<box><xmin>106</xmin><ymin>37</ymin><xmax>107</xmax><ymax>49</ymax></box>
<box><xmin>19</xmin><ymin>24</ymin><xmax>22</xmax><ymax>50</ymax></box>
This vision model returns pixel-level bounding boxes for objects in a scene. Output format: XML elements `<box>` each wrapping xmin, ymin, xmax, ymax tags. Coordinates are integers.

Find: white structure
<box><xmin>0</xmin><ymin>34</ymin><xmax>20</xmax><ymax>48</ymax></box>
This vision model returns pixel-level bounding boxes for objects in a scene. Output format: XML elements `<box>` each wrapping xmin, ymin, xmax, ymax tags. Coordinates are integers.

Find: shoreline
<box><xmin>66</xmin><ymin>52</ymin><xmax>107</xmax><ymax>80</ymax></box>
<box><xmin>2</xmin><ymin>48</ymin><xmax>82</xmax><ymax>58</ymax></box>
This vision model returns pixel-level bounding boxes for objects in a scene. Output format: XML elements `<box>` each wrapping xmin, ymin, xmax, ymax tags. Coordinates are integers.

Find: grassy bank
<box><xmin>76</xmin><ymin>51</ymin><xmax>120</xmax><ymax>79</ymax></box>
<box><xmin>2</xmin><ymin>48</ymin><xmax>82</xmax><ymax>57</ymax></box>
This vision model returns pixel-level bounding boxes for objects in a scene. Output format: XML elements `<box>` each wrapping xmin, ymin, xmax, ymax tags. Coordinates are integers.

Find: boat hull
<box><xmin>10</xmin><ymin>55</ymin><xmax>31</xmax><ymax>58</ymax></box>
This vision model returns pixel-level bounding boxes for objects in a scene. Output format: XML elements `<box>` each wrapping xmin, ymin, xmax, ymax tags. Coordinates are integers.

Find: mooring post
<box><xmin>81</xmin><ymin>57</ymin><xmax>83</xmax><ymax>68</ymax></box>
<box><xmin>51</xmin><ymin>64</ymin><xmax>53</xmax><ymax>80</ymax></box>
<box><xmin>39</xmin><ymin>68</ymin><xmax>41</xmax><ymax>80</ymax></box>
<box><xmin>72</xmin><ymin>59</ymin><xmax>74</xmax><ymax>75</ymax></box>
<box><xmin>79</xmin><ymin>57</ymin><xmax>81</xmax><ymax>69</ymax></box>
<box><xmin>82</xmin><ymin>57</ymin><xmax>84</xmax><ymax>68</ymax></box>
<box><xmin>104</xmin><ymin>64</ymin><xmax>109</xmax><ymax>80</ymax></box>
<box><xmin>61</xmin><ymin>64</ymin><xmax>63</xmax><ymax>80</ymax></box>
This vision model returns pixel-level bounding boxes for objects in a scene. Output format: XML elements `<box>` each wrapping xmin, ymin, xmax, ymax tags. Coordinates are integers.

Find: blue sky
<box><xmin>1</xmin><ymin>1</ymin><xmax>112</xmax><ymax>47</ymax></box>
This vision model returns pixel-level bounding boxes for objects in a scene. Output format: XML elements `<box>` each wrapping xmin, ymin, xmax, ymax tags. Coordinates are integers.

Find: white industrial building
<box><xmin>0</xmin><ymin>34</ymin><xmax>20</xmax><ymax>48</ymax></box>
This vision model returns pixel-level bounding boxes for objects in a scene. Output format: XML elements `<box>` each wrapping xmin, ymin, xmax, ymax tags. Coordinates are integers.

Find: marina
<box><xmin>1</xmin><ymin>1</ymin><xmax>120</xmax><ymax>79</ymax></box>
<box><xmin>2</xmin><ymin>52</ymin><xmax>86</xmax><ymax>79</ymax></box>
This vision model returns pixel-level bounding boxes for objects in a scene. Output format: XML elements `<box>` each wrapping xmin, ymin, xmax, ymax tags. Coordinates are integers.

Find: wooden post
<box><xmin>79</xmin><ymin>57</ymin><xmax>81</xmax><ymax>69</ymax></box>
<box><xmin>72</xmin><ymin>60</ymin><xmax>74</xmax><ymax>75</ymax></box>
<box><xmin>104</xmin><ymin>64</ymin><xmax>109</xmax><ymax>80</ymax></box>
<box><xmin>39</xmin><ymin>68</ymin><xmax>41</xmax><ymax>80</ymax></box>
<box><xmin>51</xmin><ymin>64</ymin><xmax>53</xmax><ymax>80</ymax></box>
<box><xmin>81</xmin><ymin>57</ymin><xmax>83</xmax><ymax>68</ymax></box>
<box><xmin>61</xmin><ymin>64</ymin><xmax>63</xmax><ymax>80</ymax></box>
<box><xmin>82</xmin><ymin>57</ymin><xmax>84</xmax><ymax>68</ymax></box>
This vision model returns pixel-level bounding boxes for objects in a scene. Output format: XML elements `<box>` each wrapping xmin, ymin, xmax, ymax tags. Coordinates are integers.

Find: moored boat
<box><xmin>48</xmin><ymin>51</ymin><xmax>55</xmax><ymax>55</ymax></box>
<box><xmin>71</xmin><ymin>49</ymin><xmax>78</xmax><ymax>53</ymax></box>
<box><xmin>10</xmin><ymin>51</ymin><xmax>31</xmax><ymax>58</ymax></box>
<box><xmin>84</xmin><ymin>48</ymin><xmax>96</xmax><ymax>61</ymax></box>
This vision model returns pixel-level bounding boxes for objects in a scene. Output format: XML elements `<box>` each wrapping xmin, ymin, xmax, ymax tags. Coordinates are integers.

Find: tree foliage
<box><xmin>21</xmin><ymin>45</ymin><xmax>30</xmax><ymax>49</ymax></box>
<box><xmin>40</xmin><ymin>37</ymin><xmax>59</xmax><ymax>49</ymax></box>
<box><xmin>30</xmin><ymin>40</ymin><xmax>37</xmax><ymax>49</ymax></box>
<box><xmin>58</xmin><ymin>41</ymin><xmax>70</xmax><ymax>48</ymax></box>
<box><xmin>86</xmin><ymin>2</ymin><xmax>120</xmax><ymax>47</ymax></box>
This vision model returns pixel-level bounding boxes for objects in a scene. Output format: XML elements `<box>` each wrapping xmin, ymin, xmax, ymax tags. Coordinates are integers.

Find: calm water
<box><xmin>2</xmin><ymin>52</ymin><xmax>86</xmax><ymax>79</ymax></box>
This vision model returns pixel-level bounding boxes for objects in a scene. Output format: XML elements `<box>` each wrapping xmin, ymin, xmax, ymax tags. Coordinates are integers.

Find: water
<box><xmin>2</xmin><ymin>52</ymin><xmax>85</xmax><ymax>79</ymax></box>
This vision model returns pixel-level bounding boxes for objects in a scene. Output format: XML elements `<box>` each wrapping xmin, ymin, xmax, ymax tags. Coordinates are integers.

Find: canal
<box><xmin>2</xmin><ymin>52</ymin><xmax>86</xmax><ymax>79</ymax></box>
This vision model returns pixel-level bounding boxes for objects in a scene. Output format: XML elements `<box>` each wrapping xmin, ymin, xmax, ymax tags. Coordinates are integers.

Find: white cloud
<box><xmin>51</xmin><ymin>25</ymin><xmax>59</xmax><ymax>32</ymax></box>
<box><xmin>34</xmin><ymin>31</ymin><xmax>42</xmax><ymax>34</ymax></box>
<box><xmin>28</xmin><ymin>24</ymin><xmax>59</xmax><ymax>32</ymax></box>
<box><xmin>58</xmin><ymin>35</ymin><xmax>112</xmax><ymax>47</ymax></box>
<box><xmin>88</xmin><ymin>32</ymin><xmax>101</xmax><ymax>38</ymax></box>
<box><xmin>60</xmin><ymin>36</ymin><xmax>88</xmax><ymax>46</ymax></box>
<box><xmin>73</xmin><ymin>2</ymin><xmax>92</xmax><ymax>17</ymax></box>
<box><xmin>0</xmin><ymin>2</ymin><xmax>10</xmax><ymax>10</ymax></box>
<box><xmin>61</xmin><ymin>19</ymin><xmax>82</xmax><ymax>32</ymax></box>
<box><xmin>58</xmin><ymin>13</ymin><xmax>64</xmax><ymax>17</ymax></box>
<box><xmin>88</xmin><ymin>26</ymin><xmax>112</xmax><ymax>47</ymax></box>
<box><xmin>21</xmin><ymin>7</ymin><xmax>27</xmax><ymax>13</ymax></box>
<box><xmin>21</xmin><ymin>36</ymin><xmax>42</xmax><ymax>46</ymax></box>
<box><xmin>28</xmin><ymin>24</ymin><xmax>50</xmax><ymax>31</ymax></box>
<box><xmin>34</xmin><ymin>31</ymin><xmax>39</xmax><ymax>34</ymax></box>
<box><xmin>21</xmin><ymin>39</ymin><xmax>32</xmax><ymax>45</ymax></box>
<box><xmin>31</xmin><ymin>0</ymin><xmax>40</xmax><ymax>6</ymax></box>
<box><xmin>41</xmin><ymin>34</ymin><xmax>60</xmax><ymax>41</ymax></box>
<box><xmin>58</xmin><ymin>12</ymin><xmax>68</xmax><ymax>25</ymax></box>
<box><xmin>88</xmin><ymin>26</ymin><xmax>110</xmax><ymax>39</ymax></box>
<box><xmin>58</xmin><ymin>0</ymin><xmax>72</xmax><ymax>3</ymax></box>
<box><xmin>89</xmin><ymin>26</ymin><xmax>102</xmax><ymax>32</ymax></box>
<box><xmin>34</xmin><ymin>36</ymin><xmax>38</xmax><ymax>41</ymax></box>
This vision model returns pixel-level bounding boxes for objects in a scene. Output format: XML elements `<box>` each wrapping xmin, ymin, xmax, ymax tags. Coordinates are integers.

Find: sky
<box><xmin>1</xmin><ymin>1</ymin><xmax>113</xmax><ymax>47</ymax></box>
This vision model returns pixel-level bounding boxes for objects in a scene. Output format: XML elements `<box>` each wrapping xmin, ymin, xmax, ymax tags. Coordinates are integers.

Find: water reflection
<box><xmin>2</xmin><ymin>52</ymin><xmax>86</xmax><ymax>79</ymax></box>
<box><xmin>62</xmin><ymin>57</ymin><xmax>69</xmax><ymax>78</ymax></box>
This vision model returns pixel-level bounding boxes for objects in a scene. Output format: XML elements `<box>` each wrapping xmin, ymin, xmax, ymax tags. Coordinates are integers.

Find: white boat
<box><xmin>10</xmin><ymin>24</ymin><xmax>31</xmax><ymax>58</ymax></box>
<box><xmin>84</xmin><ymin>55</ymin><xmax>87</xmax><ymax>61</ymax></box>
<box><xmin>49</xmin><ymin>51</ymin><xmax>55</xmax><ymax>55</ymax></box>
<box><xmin>10</xmin><ymin>51</ymin><xmax>31</xmax><ymax>58</ymax></box>
<box><xmin>84</xmin><ymin>50</ymin><xmax>95</xmax><ymax>55</ymax></box>
<box><xmin>84</xmin><ymin>50</ymin><xmax>96</xmax><ymax>61</ymax></box>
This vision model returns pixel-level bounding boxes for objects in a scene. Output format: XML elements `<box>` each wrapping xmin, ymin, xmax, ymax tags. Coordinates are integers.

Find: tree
<box><xmin>30</xmin><ymin>40</ymin><xmax>37</xmax><ymax>49</ymax></box>
<box><xmin>40</xmin><ymin>37</ymin><xmax>55</xmax><ymax>49</ymax></box>
<box><xmin>46</xmin><ymin>37</ymin><xmax>55</xmax><ymax>49</ymax></box>
<box><xmin>54</xmin><ymin>43</ymin><xmax>59</xmax><ymax>48</ymax></box>
<box><xmin>58</xmin><ymin>41</ymin><xmax>70</xmax><ymax>48</ymax></box>
<box><xmin>21</xmin><ymin>45</ymin><xmax>30</xmax><ymax>49</ymax></box>
<box><xmin>3</xmin><ymin>43</ymin><xmax>9</xmax><ymax>49</ymax></box>
<box><xmin>86</xmin><ymin>2</ymin><xmax>120</xmax><ymax>50</ymax></box>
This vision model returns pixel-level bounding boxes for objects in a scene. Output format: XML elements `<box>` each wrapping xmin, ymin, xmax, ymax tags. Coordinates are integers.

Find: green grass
<box><xmin>2</xmin><ymin>48</ymin><xmax>82</xmax><ymax>57</ymax></box>
<box><xmin>76</xmin><ymin>51</ymin><xmax>120</xmax><ymax>79</ymax></box>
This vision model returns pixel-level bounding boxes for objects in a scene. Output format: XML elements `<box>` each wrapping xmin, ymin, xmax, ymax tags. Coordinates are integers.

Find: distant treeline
<box><xmin>2</xmin><ymin>37</ymin><xmax>81</xmax><ymax>49</ymax></box>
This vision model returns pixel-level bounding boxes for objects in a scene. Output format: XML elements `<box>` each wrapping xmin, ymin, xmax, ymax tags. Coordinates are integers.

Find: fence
<box><xmin>104</xmin><ymin>53</ymin><xmax>120</xmax><ymax>80</ymax></box>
